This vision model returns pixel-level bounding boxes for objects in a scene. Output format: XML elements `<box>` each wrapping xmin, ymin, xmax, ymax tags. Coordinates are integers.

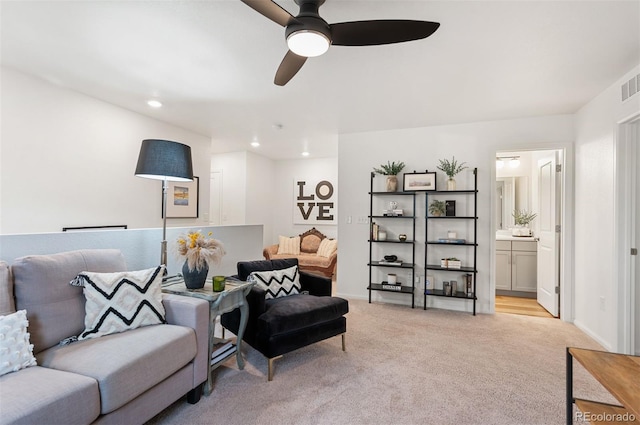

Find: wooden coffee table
<box><xmin>566</xmin><ymin>347</ymin><xmax>640</xmax><ymax>424</ymax></box>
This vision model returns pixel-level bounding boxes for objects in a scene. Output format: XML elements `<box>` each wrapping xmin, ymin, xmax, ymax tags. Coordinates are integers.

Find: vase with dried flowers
<box><xmin>177</xmin><ymin>230</ymin><xmax>226</xmax><ymax>289</ymax></box>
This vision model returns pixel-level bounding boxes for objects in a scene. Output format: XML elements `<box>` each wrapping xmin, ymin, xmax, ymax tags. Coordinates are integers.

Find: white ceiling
<box><xmin>2</xmin><ymin>1</ymin><xmax>639</xmax><ymax>160</ymax></box>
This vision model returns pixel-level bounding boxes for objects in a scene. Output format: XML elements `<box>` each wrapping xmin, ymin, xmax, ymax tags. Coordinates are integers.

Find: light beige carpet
<box><xmin>148</xmin><ymin>299</ymin><xmax>614</xmax><ymax>425</ymax></box>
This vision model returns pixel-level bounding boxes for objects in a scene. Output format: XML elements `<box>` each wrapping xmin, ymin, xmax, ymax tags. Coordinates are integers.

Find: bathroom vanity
<box><xmin>495</xmin><ymin>235</ymin><xmax>537</xmax><ymax>296</ymax></box>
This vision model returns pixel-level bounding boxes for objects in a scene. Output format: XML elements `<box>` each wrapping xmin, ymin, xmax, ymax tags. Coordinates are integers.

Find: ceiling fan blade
<box><xmin>240</xmin><ymin>0</ymin><xmax>297</xmax><ymax>27</ymax></box>
<box><xmin>274</xmin><ymin>51</ymin><xmax>307</xmax><ymax>86</ymax></box>
<box><xmin>330</xmin><ymin>20</ymin><xmax>440</xmax><ymax>46</ymax></box>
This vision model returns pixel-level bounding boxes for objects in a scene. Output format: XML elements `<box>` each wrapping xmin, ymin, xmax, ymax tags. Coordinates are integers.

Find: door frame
<box><xmin>490</xmin><ymin>143</ymin><xmax>574</xmax><ymax>322</ymax></box>
<box><xmin>615</xmin><ymin>113</ymin><xmax>639</xmax><ymax>354</ymax></box>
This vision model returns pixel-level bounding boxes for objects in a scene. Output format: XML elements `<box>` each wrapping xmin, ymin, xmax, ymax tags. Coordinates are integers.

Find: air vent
<box><xmin>621</xmin><ymin>73</ymin><xmax>640</xmax><ymax>101</ymax></box>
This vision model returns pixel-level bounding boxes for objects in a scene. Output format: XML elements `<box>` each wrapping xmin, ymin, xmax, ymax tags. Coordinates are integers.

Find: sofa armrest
<box><xmin>263</xmin><ymin>245</ymin><xmax>278</xmax><ymax>260</ymax></box>
<box><xmin>300</xmin><ymin>271</ymin><xmax>332</xmax><ymax>296</ymax></box>
<box><xmin>162</xmin><ymin>294</ymin><xmax>209</xmax><ymax>389</ymax></box>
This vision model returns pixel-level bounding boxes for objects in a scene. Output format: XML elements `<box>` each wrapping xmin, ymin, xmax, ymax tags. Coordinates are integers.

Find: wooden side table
<box><xmin>162</xmin><ymin>278</ymin><xmax>254</xmax><ymax>396</ymax></box>
<box><xmin>566</xmin><ymin>347</ymin><xmax>640</xmax><ymax>424</ymax></box>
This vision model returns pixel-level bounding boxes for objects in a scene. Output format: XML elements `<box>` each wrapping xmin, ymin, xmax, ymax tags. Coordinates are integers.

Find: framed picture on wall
<box><xmin>403</xmin><ymin>172</ymin><xmax>436</xmax><ymax>192</ymax></box>
<box><xmin>163</xmin><ymin>176</ymin><xmax>199</xmax><ymax>218</ymax></box>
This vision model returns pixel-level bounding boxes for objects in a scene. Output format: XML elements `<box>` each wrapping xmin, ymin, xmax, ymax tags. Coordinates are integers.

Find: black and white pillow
<box><xmin>67</xmin><ymin>266</ymin><xmax>166</xmax><ymax>342</ymax></box>
<box><xmin>249</xmin><ymin>265</ymin><xmax>301</xmax><ymax>300</ymax></box>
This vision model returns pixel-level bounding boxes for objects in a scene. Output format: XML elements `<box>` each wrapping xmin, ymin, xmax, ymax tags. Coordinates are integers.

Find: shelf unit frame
<box><xmin>424</xmin><ymin>168</ymin><xmax>478</xmax><ymax>315</ymax></box>
<box><xmin>367</xmin><ymin>172</ymin><xmax>417</xmax><ymax>308</ymax></box>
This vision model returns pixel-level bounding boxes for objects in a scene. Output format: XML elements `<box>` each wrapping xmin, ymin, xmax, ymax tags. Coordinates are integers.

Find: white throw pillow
<box><xmin>0</xmin><ymin>310</ymin><xmax>37</xmax><ymax>376</ymax></box>
<box><xmin>317</xmin><ymin>238</ymin><xmax>338</xmax><ymax>258</ymax></box>
<box><xmin>249</xmin><ymin>265</ymin><xmax>301</xmax><ymax>299</ymax></box>
<box><xmin>69</xmin><ymin>266</ymin><xmax>166</xmax><ymax>342</ymax></box>
<box><xmin>277</xmin><ymin>235</ymin><xmax>301</xmax><ymax>255</ymax></box>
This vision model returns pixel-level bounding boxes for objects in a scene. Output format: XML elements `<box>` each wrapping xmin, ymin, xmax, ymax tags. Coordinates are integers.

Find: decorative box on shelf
<box><xmin>441</xmin><ymin>258</ymin><xmax>461</xmax><ymax>269</ymax></box>
<box><xmin>448</xmin><ymin>260</ymin><xmax>462</xmax><ymax>269</ymax></box>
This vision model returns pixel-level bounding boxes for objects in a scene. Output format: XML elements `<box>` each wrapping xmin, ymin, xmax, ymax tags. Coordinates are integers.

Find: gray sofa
<box><xmin>0</xmin><ymin>249</ymin><xmax>209</xmax><ymax>425</ymax></box>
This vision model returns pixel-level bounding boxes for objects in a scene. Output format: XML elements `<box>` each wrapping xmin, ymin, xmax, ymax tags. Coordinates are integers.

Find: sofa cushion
<box><xmin>0</xmin><ymin>261</ymin><xmax>15</xmax><ymax>315</ymax></box>
<box><xmin>12</xmin><ymin>249</ymin><xmax>127</xmax><ymax>354</ymax></box>
<box><xmin>317</xmin><ymin>238</ymin><xmax>337</xmax><ymax>258</ymax></box>
<box><xmin>277</xmin><ymin>235</ymin><xmax>300</xmax><ymax>255</ymax></box>
<box><xmin>0</xmin><ymin>310</ymin><xmax>37</xmax><ymax>377</ymax></box>
<box><xmin>70</xmin><ymin>266</ymin><xmax>166</xmax><ymax>342</ymax></box>
<box><xmin>249</xmin><ymin>265</ymin><xmax>301</xmax><ymax>299</ymax></box>
<box><xmin>258</xmin><ymin>295</ymin><xmax>348</xmax><ymax>336</ymax></box>
<box><xmin>0</xmin><ymin>365</ymin><xmax>100</xmax><ymax>425</ymax></box>
<box><xmin>37</xmin><ymin>323</ymin><xmax>196</xmax><ymax>414</ymax></box>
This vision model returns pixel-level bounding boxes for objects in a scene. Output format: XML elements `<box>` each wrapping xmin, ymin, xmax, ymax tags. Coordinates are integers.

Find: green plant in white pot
<box><xmin>437</xmin><ymin>157</ymin><xmax>468</xmax><ymax>190</ymax></box>
<box><xmin>373</xmin><ymin>161</ymin><xmax>405</xmax><ymax>192</ymax></box>
<box><xmin>428</xmin><ymin>200</ymin><xmax>446</xmax><ymax>217</ymax></box>
<box><xmin>512</xmin><ymin>209</ymin><xmax>537</xmax><ymax>236</ymax></box>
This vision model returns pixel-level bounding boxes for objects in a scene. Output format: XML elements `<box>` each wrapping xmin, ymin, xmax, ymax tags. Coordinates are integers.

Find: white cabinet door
<box><xmin>512</xmin><ymin>251</ymin><xmax>537</xmax><ymax>292</ymax></box>
<box><xmin>495</xmin><ymin>250</ymin><xmax>512</xmax><ymax>290</ymax></box>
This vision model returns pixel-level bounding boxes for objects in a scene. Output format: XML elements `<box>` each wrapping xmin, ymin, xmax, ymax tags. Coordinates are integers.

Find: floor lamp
<box><xmin>135</xmin><ymin>139</ymin><xmax>194</xmax><ymax>269</ymax></box>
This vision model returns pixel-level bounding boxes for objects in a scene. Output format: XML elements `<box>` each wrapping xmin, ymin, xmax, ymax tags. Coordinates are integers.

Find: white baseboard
<box><xmin>573</xmin><ymin>319</ymin><xmax>613</xmax><ymax>351</ymax></box>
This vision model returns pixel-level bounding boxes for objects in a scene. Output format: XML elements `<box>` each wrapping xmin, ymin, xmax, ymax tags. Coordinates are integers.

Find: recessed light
<box><xmin>301</xmin><ymin>151</ymin><xmax>310</xmax><ymax>157</ymax></box>
<box><xmin>147</xmin><ymin>100</ymin><xmax>162</xmax><ymax>108</ymax></box>
<box><xmin>251</xmin><ymin>141</ymin><xmax>260</xmax><ymax>148</ymax></box>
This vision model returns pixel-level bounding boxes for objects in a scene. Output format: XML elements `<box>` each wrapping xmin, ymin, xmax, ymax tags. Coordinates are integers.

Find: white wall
<box><xmin>0</xmin><ymin>67</ymin><xmax>213</xmax><ymax>234</ymax></box>
<box><xmin>337</xmin><ymin>115</ymin><xmax>574</xmax><ymax>313</ymax></box>
<box><xmin>0</xmin><ymin>225</ymin><xmax>263</xmax><ymax>278</ymax></box>
<box><xmin>271</xmin><ymin>157</ymin><xmax>338</xmax><ymax>244</ymax></box>
<box><xmin>246</xmin><ymin>151</ymin><xmax>276</xmax><ymax>248</ymax></box>
<box><xmin>574</xmin><ymin>64</ymin><xmax>640</xmax><ymax>351</ymax></box>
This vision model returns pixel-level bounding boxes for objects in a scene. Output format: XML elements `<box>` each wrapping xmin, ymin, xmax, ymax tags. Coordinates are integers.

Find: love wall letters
<box><xmin>293</xmin><ymin>179</ymin><xmax>337</xmax><ymax>225</ymax></box>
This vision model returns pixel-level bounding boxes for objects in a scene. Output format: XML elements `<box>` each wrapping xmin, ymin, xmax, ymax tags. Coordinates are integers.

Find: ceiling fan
<box><xmin>241</xmin><ymin>0</ymin><xmax>440</xmax><ymax>86</ymax></box>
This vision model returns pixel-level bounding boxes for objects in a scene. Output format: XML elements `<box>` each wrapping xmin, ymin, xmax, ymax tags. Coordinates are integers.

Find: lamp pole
<box><xmin>161</xmin><ymin>178</ymin><xmax>168</xmax><ymax>268</ymax></box>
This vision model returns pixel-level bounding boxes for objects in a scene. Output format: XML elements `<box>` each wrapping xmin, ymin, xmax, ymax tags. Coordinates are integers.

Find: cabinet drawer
<box><xmin>512</xmin><ymin>241</ymin><xmax>537</xmax><ymax>252</ymax></box>
<box><xmin>495</xmin><ymin>240</ymin><xmax>511</xmax><ymax>250</ymax></box>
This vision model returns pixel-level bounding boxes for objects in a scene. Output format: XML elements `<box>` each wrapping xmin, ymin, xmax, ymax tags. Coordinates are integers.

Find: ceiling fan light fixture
<box><xmin>287</xmin><ymin>30</ymin><xmax>330</xmax><ymax>57</ymax></box>
<box><xmin>509</xmin><ymin>157</ymin><xmax>521</xmax><ymax>168</ymax></box>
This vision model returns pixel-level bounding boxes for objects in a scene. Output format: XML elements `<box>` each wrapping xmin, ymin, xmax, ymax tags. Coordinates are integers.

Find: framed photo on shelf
<box><xmin>163</xmin><ymin>176</ymin><xmax>199</xmax><ymax>218</ymax></box>
<box><xmin>445</xmin><ymin>200</ymin><xmax>456</xmax><ymax>216</ymax></box>
<box><xmin>403</xmin><ymin>171</ymin><xmax>437</xmax><ymax>192</ymax></box>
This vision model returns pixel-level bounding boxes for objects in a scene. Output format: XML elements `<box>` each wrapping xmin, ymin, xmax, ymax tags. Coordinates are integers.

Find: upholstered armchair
<box><xmin>220</xmin><ymin>258</ymin><xmax>348</xmax><ymax>381</ymax></box>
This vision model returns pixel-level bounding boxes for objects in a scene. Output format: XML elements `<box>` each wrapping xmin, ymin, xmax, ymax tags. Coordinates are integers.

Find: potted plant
<box><xmin>437</xmin><ymin>157</ymin><xmax>468</xmax><ymax>190</ymax></box>
<box><xmin>428</xmin><ymin>200</ymin><xmax>446</xmax><ymax>217</ymax></box>
<box><xmin>373</xmin><ymin>161</ymin><xmax>405</xmax><ymax>192</ymax></box>
<box><xmin>177</xmin><ymin>230</ymin><xmax>226</xmax><ymax>289</ymax></box>
<box><xmin>512</xmin><ymin>210</ymin><xmax>537</xmax><ymax>236</ymax></box>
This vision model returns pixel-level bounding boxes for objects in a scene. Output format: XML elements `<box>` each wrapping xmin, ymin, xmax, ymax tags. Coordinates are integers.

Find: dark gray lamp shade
<box><xmin>135</xmin><ymin>139</ymin><xmax>194</xmax><ymax>181</ymax></box>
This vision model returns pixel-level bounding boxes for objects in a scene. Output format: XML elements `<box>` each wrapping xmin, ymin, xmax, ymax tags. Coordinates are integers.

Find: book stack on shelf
<box><xmin>437</xmin><ymin>238</ymin><xmax>467</xmax><ymax>244</ymax></box>
<box><xmin>381</xmin><ymin>282</ymin><xmax>402</xmax><ymax>291</ymax></box>
<box><xmin>382</xmin><ymin>209</ymin><xmax>404</xmax><ymax>216</ymax></box>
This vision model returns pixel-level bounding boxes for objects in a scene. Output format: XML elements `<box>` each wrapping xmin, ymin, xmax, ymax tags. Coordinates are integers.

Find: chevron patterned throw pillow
<box><xmin>68</xmin><ymin>266</ymin><xmax>166</xmax><ymax>342</ymax></box>
<box><xmin>249</xmin><ymin>265</ymin><xmax>301</xmax><ymax>300</ymax></box>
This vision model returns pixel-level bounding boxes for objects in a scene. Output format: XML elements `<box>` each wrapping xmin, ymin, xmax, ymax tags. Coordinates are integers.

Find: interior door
<box><xmin>537</xmin><ymin>154</ymin><xmax>560</xmax><ymax>317</ymax></box>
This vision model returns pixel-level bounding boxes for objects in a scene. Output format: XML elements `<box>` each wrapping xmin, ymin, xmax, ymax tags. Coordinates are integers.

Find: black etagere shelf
<box><xmin>367</xmin><ymin>172</ymin><xmax>417</xmax><ymax>308</ymax></box>
<box><xmin>424</xmin><ymin>168</ymin><xmax>478</xmax><ymax>315</ymax></box>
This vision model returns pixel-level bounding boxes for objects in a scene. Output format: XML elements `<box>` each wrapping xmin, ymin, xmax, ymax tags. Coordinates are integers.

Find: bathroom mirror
<box><xmin>495</xmin><ymin>176</ymin><xmax>529</xmax><ymax>230</ymax></box>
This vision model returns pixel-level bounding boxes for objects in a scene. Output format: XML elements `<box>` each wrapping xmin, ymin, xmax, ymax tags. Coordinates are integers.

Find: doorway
<box><xmin>494</xmin><ymin>149</ymin><xmax>564</xmax><ymax>318</ymax></box>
